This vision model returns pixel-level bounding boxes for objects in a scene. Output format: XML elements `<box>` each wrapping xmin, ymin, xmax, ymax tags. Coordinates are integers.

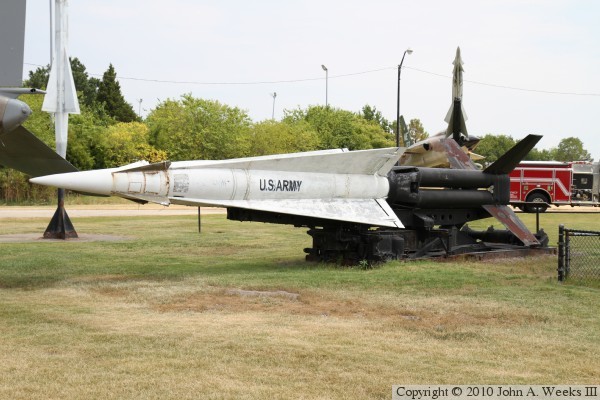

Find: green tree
<box><xmin>70</xmin><ymin>57</ymin><xmax>100</xmax><ymax>108</ymax></box>
<box><xmin>283</xmin><ymin>105</ymin><xmax>394</xmax><ymax>150</ymax></box>
<box><xmin>249</xmin><ymin>120</ymin><xmax>320</xmax><ymax>156</ymax></box>
<box><xmin>407</xmin><ymin>118</ymin><xmax>429</xmax><ymax>145</ymax></box>
<box><xmin>94</xmin><ymin>122</ymin><xmax>167</xmax><ymax>168</ymax></box>
<box><xmin>475</xmin><ymin>134</ymin><xmax>517</xmax><ymax>164</ymax></box>
<box><xmin>360</xmin><ymin>105</ymin><xmax>393</xmax><ymax>134</ymax></box>
<box><xmin>24</xmin><ymin>65</ymin><xmax>50</xmax><ymax>89</ymax></box>
<box><xmin>96</xmin><ymin>64</ymin><xmax>139</xmax><ymax>123</ymax></box>
<box><xmin>147</xmin><ymin>94</ymin><xmax>252</xmax><ymax>160</ymax></box>
<box><xmin>20</xmin><ymin>94</ymin><xmax>55</xmax><ymax>146</ymax></box>
<box><xmin>2</xmin><ymin>93</ymin><xmax>118</xmax><ymax>202</ymax></box>
<box><xmin>553</xmin><ymin>137</ymin><xmax>593</xmax><ymax>161</ymax></box>
<box><xmin>20</xmin><ymin>92</ymin><xmax>116</xmax><ymax>171</ymax></box>
<box><xmin>524</xmin><ymin>147</ymin><xmax>555</xmax><ymax>161</ymax></box>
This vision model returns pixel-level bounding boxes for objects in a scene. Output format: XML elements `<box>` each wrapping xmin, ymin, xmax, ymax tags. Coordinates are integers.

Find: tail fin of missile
<box><xmin>483</xmin><ymin>134</ymin><xmax>542</xmax><ymax>175</ymax></box>
<box><xmin>42</xmin><ymin>48</ymin><xmax>81</xmax><ymax>114</ymax></box>
<box><xmin>481</xmin><ymin>134</ymin><xmax>542</xmax><ymax>246</ymax></box>
<box><xmin>483</xmin><ymin>204</ymin><xmax>539</xmax><ymax>246</ymax></box>
<box><xmin>441</xmin><ymin>137</ymin><xmax>477</xmax><ymax>170</ymax></box>
<box><xmin>445</xmin><ymin>98</ymin><xmax>469</xmax><ymax>144</ymax></box>
<box><xmin>0</xmin><ymin>126</ymin><xmax>77</xmax><ymax>177</ymax></box>
<box><xmin>399</xmin><ymin>115</ymin><xmax>411</xmax><ymax>146</ymax></box>
<box><xmin>444</xmin><ymin>133</ymin><xmax>542</xmax><ymax>246</ymax></box>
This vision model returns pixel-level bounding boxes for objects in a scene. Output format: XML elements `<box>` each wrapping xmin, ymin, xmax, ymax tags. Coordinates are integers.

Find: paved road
<box><xmin>1</xmin><ymin>203</ymin><xmax>598</xmax><ymax>220</ymax></box>
<box><xmin>0</xmin><ymin>205</ymin><xmax>226</xmax><ymax>242</ymax></box>
<box><xmin>0</xmin><ymin>204</ymin><xmax>226</xmax><ymax>219</ymax></box>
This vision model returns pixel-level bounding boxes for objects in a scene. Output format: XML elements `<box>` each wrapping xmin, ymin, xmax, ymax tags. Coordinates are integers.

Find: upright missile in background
<box><xmin>42</xmin><ymin>0</ymin><xmax>80</xmax><ymax>158</ymax></box>
<box><xmin>444</xmin><ymin>46</ymin><xmax>468</xmax><ymax>143</ymax></box>
<box><xmin>400</xmin><ymin>47</ymin><xmax>481</xmax><ymax>168</ymax></box>
<box><xmin>31</xmin><ymin>148</ymin><xmax>406</xmax><ymax>229</ymax></box>
<box><xmin>40</xmin><ymin>0</ymin><xmax>80</xmax><ymax>239</ymax></box>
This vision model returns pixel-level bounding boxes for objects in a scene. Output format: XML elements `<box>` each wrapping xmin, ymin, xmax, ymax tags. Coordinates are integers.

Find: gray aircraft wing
<box><xmin>0</xmin><ymin>125</ymin><xmax>78</xmax><ymax>177</ymax></box>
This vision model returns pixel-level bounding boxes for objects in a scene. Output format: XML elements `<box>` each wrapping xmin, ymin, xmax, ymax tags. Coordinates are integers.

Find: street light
<box><xmin>396</xmin><ymin>48</ymin><xmax>413</xmax><ymax>148</ymax></box>
<box><xmin>271</xmin><ymin>92</ymin><xmax>277</xmax><ymax>119</ymax></box>
<box><xmin>321</xmin><ymin>64</ymin><xmax>328</xmax><ymax>107</ymax></box>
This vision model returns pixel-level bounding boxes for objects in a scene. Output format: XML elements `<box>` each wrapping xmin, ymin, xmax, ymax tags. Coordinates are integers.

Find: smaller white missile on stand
<box><xmin>42</xmin><ymin>0</ymin><xmax>80</xmax><ymax>158</ymax></box>
<box><xmin>30</xmin><ymin>147</ymin><xmax>405</xmax><ymax>228</ymax></box>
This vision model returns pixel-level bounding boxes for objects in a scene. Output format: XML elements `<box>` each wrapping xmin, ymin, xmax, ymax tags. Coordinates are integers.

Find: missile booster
<box><xmin>387</xmin><ymin>166</ymin><xmax>510</xmax><ymax>209</ymax></box>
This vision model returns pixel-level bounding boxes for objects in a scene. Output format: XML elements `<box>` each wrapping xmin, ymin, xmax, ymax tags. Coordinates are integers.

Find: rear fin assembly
<box><xmin>484</xmin><ymin>135</ymin><xmax>542</xmax><ymax>175</ymax></box>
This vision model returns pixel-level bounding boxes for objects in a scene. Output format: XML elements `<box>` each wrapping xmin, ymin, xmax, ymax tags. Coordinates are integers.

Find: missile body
<box><xmin>34</xmin><ymin>162</ymin><xmax>389</xmax><ymax>204</ymax></box>
<box><xmin>30</xmin><ymin>147</ymin><xmax>512</xmax><ymax>227</ymax></box>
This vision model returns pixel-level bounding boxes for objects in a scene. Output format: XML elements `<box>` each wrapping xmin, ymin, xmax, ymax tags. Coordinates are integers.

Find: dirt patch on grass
<box><xmin>148</xmin><ymin>287</ymin><xmax>544</xmax><ymax>332</ymax></box>
<box><xmin>226</xmin><ymin>289</ymin><xmax>300</xmax><ymax>300</ymax></box>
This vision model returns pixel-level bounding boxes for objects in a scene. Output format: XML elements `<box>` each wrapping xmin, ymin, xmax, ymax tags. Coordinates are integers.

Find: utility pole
<box><xmin>271</xmin><ymin>92</ymin><xmax>277</xmax><ymax>119</ymax></box>
<box><xmin>321</xmin><ymin>64</ymin><xmax>328</xmax><ymax>107</ymax></box>
<box><xmin>396</xmin><ymin>48</ymin><xmax>413</xmax><ymax>148</ymax></box>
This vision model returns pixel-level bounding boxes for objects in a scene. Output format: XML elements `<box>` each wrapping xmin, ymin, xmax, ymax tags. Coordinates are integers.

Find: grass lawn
<box><xmin>0</xmin><ymin>210</ymin><xmax>599</xmax><ymax>399</ymax></box>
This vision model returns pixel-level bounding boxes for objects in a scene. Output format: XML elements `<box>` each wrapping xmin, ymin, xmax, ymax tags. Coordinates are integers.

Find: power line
<box><xmin>24</xmin><ymin>62</ymin><xmax>600</xmax><ymax>97</ymax></box>
<box><xmin>404</xmin><ymin>66</ymin><xmax>600</xmax><ymax>97</ymax></box>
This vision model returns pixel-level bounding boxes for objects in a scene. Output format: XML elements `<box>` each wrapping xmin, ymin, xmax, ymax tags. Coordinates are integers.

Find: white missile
<box><xmin>30</xmin><ymin>148</ymin><xmax>405</xmax><ymax>228</ymax></box>
<box><xmin>42</xmin><ymin>0</ymin><xmax>80</xmax><ymax>158</ymax></box>
<box><xmin>444</xmin><ymin>46</ymin><xmax>468</xmax><ymax>140</ymax></box>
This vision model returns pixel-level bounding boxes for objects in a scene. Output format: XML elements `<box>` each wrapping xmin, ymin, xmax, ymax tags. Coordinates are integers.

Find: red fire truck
<box><xmin>509</xmin><ymin>161</ymin><xmax>600</xmax><ymax>212</ymax></box>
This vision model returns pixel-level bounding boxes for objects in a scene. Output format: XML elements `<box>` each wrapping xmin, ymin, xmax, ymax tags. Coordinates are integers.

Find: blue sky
<box><xmin>23</xmin><ymin>0</ymin><xmax>600</xmax><ymax>160</ymax></box>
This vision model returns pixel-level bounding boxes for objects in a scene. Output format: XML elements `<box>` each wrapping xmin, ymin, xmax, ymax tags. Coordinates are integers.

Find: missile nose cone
<box><xmin>2</xmin><ymin>99</ymin><xmax>32</xmax><ymax>131</ymax></box>
<box><xmin>30</xmin><ymin>169</ymin><xmax>114</xmax><ymax>196</ymax></box>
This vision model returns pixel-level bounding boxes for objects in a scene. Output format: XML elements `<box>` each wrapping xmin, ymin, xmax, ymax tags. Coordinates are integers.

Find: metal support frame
<box><xmin>43</xmin><ymin>188</ymin><xmax>77</xmax><ymax>239</ymax></box>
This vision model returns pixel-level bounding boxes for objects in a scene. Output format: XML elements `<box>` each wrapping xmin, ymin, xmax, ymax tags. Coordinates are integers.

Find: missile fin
<box><xmin>165</xmin><ymin>147</ymin><xmax>403</xmax><ymax>176</ymax></box>
<box><xmin>170</xmin><ymin>198</ymin><xmax>404</xmax><ymax>228</ymax></box>
<box><xmin>117</xmin><ymin>161</ymin><xmax>171</xmax><ymax>172</ymax></box>
<box><xmin>63</xmin><ymin>55</ymin><xmax>80</xmax><ymax>113</ymax></box>
<box><xmin>440</xmin><ymin>138</ymin><xmax>477</xmax><ymax>170</ymax></box>
<box><xmin>444</xmin><ymin>99</ymin><xmax>468</xmax><ymax>141</ymax></box>
<box><xmin>483</xmin><ymin>134</ymin><xmax>542</xmax><ymax>175</ymax></box>
<box><xmin>42</xmin><ymin>49</ymin><xmax>81</xmax><ymax>114</ymax></box>
<box><xmin>399</xmin><ymin>115</ymin><xmax>411</xmax><ymax>147</ymax></box>
<box><xmin>114</xmin><ymin>192</ymin><xmax>170</xmax><ymax>206</ymax></box>
<box><xmin>483</xmin><ymin>204</ymin><xmax>540</xmax><ymax>246</ymax></box>
<box><xmin>41</xmin><ymin>61</ymin><xmax>58</xmax><ymax>112</ymax></box>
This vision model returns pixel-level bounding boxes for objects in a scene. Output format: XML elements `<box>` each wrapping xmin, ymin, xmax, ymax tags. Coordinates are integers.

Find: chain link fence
<box><xmin>558</xmin><ymin>225</ymin><xmax>600</xmax><ymax>282</ymax></box>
